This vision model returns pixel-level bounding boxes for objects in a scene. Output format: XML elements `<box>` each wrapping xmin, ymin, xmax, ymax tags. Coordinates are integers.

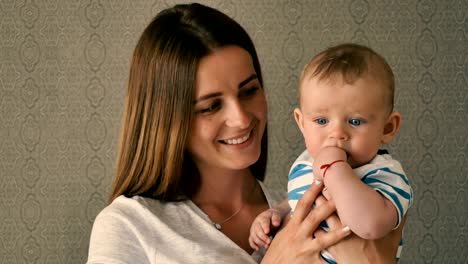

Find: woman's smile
<box><xmin>221</xmin><ymin>131</ymin><xmax>251</xmax><ymax>145</ymax></box>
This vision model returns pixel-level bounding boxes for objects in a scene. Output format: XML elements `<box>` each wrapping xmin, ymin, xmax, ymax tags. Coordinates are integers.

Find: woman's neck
<box><xmin>191</xmin><ymin>167</ymin><xmax>268</xmax><ymax>253</ymax></box>
<box><xmin>191</xmin><ymin>168</ymin><xmax>256</xmax><ymax>209</ymax></box>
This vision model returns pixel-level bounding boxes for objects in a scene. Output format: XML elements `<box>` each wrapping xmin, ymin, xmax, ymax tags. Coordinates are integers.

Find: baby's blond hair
<box><xmin>300</xmin><ymin>43</ymin><xmax>395</xmax><ymax>112</ymax></box>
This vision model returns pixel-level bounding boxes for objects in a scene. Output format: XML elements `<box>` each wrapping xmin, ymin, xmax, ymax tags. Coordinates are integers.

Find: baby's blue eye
<box><xmin>315</xmin><ymin>118</ymin><xmax>328</xmax><ymax>125</ymax></box>
<box><xmin>349</xmin><ymin>119</ymin><xmax>362</xmax><ymax>126</ymax></box>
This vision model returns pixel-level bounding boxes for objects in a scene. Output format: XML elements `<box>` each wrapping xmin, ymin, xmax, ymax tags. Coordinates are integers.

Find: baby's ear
<box><xmin>294</xmin><ymin>108</ymin><xmax>305</xmax><ymax>134</ymax></box>
<box><xmin>381</xmin><ymin>112</ymin><xmax>401</xmax><ymax>144</ymax></box>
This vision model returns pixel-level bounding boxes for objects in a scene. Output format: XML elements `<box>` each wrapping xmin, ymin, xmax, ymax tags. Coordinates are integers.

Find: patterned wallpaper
<box><xmin>0</xmin><ymin>0</ymin><xmax>466</xmax><ymax>263</ymax></box>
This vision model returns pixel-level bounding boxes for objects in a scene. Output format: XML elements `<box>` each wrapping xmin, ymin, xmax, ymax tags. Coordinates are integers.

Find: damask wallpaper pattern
<box><xmin>0</xmin><ymin>0</ymin><xmax>466</xmax><ymax>263</ymax></box>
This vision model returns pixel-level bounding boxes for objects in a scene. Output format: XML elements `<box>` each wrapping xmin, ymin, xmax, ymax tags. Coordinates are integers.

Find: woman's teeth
<box><xmin>224</xmin><ymin>132</ymin><xmax>251</xmax><ymax>145</ymax></box>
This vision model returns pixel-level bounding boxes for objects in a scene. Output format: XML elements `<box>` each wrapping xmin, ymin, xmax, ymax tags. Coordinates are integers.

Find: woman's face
<box><xmin>186</xmin><ymin>45</ymin><xmax>267</xmax><ymax>174</ymax></box>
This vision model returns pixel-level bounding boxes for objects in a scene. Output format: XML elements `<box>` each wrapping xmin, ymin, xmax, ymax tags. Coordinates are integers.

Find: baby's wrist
<box><xmin>321</xmin><ymin>161</ymin><xmax>351</xmax><ymax>184</ymax></box>
<box><xmin>321</xmin><ymin>160</ymin><xmax>346</xmax><ymax>178</ymax></box>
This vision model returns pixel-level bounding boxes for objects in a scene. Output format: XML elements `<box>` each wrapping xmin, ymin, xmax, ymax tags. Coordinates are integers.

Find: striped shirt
<box><xmin>287</xmin><ymin>149</ymin><xmax>413</xmax><ymax>263</ymax></box>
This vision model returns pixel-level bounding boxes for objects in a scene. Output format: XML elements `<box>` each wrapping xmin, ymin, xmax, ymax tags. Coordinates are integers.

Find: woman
<box><xmin>87</xmin><ymin>3</ymin><xmax>401</xmax><ymax>263</ymax></box>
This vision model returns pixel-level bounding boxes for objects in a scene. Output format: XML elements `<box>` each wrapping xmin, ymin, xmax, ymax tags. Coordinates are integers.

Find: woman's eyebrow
<box><xmin>194</xmin><ymin>92</ymin><xmax>222</xmax><ymax>103</ymax></box>
<box><xmin>239</xmin><ymin>74</ymin><xmax>258</xmax><ymax>88</ymax></box>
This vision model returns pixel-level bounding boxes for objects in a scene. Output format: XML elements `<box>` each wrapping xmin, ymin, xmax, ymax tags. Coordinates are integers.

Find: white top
<box><xmin>87</xmin><ymin>181</ymin><xmax>279</xmax><ymax>264</ymax></box>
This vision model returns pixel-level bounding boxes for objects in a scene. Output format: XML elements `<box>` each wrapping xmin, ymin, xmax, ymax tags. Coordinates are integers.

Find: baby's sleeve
<box><xmin>359</xmin><ymin>154</ymin><xmax>413</xmax><ymax>229</ymax></box>
<box><xmin>287</xmin><ymin>150</ymin><xmax>315</xmax><ymax>212</ymax></box>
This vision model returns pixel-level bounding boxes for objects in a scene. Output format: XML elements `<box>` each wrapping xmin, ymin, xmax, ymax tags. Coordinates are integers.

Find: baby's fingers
<box><xmin>258</xmin><ymin>214</ymin><xmax>273</xmax><ymax>234</ymax></box>
<box><xmin>249</xmin><ymin>232</ymin><xmax>270</xmax><ymax>250</ymax></box>
<box><xmin>248</xmin><ymin>236</ymin><xmax>260</xmax><ymax>251</ymax></box>
<box><xmin>256</xmin><ymin>227</ymin><xmax>272</xmax><ymax>245</ymax></box>
<box><xmin>249</xmin><ymin>222</ymin><xmax>272</xmax><ymax>249</ymax></box>
<box><xmin>271</xmin><ymin>211</ymin><xmax>282</xmax><ymax>227</ymax></box>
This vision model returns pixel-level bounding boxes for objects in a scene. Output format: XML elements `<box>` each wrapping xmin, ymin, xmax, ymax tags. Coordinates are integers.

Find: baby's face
<box><xmin>295</xmin><ymin>75</ymin><xmax>391</xmax><ymax>168</ymax></box>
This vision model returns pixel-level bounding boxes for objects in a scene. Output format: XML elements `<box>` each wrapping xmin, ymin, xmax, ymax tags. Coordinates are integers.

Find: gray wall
<box><xmin>0</xmin><ymin>0</ymin><xmax>466</xmax><ymax>263</ymax></box>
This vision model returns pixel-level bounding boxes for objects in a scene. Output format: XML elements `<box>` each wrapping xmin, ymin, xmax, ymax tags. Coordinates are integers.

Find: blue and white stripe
<box><xmin>287</xmin><ymin>149</ymin><xmax>413</xmax><ymax>263</ymax></box>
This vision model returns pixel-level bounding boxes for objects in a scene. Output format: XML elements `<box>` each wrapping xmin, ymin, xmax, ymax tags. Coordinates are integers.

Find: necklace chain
<box><xmin>209</xmin><ymin>181</ymin><xmax>258</xmax><ymax>230</ymax></box>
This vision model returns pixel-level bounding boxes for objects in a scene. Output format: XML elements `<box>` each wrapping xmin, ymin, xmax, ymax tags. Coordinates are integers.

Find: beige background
<box><xmin>0</xmin><ymin>0</ymin><xmax>467</xmax><ymax>263</ymax></box>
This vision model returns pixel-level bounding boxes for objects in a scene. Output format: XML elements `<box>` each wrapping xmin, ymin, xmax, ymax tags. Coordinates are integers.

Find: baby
<box><xmin>249</xmin><ymin>43</ymin><xmax>413</xmax><ymax>263</ymax></box>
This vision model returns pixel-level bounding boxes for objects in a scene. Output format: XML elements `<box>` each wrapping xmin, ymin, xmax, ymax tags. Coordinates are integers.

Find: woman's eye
<box><xmin>239</xmin><ymin>87</ymin><xmax>259</xmax><ymax>98</ymax></box>
<box><xmin>314</xmin><ymin>118</ymin><xmax>328</xmax><ymax>125</ymax></box>
<box><xmin>199</xmin><ymin>102</ymin><xmax>221</xmax><ymax>114</ymax></box>
<box><xmin>349</xmin><ymin>118</ymin><xmax>363</xmax><ymax>126</ymax></box>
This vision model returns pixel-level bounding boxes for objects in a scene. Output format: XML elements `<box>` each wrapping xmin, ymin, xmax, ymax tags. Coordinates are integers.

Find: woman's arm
<box><xmin>261</xmin><ymin>182</ymin><xmax>351</xmax><ymax>264</ymax></box>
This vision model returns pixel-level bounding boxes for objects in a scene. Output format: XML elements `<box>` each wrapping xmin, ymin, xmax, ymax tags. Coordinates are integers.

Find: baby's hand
<box><xmin>313</xmin><ymin>146</ymin><xmax>347</xmax><ymax>180</ymax></box>
<box><xmin>248</xmin><ymin>208</ymin><xmax>283</xmax><ymax>251</ymax></box>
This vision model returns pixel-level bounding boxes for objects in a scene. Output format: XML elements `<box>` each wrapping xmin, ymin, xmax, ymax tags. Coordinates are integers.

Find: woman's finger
<box><xmin>314</xmin><ymin>194</ymin><xmax>327</xmax><ymax>206</ymax></box>
<box><xmin>262</xmin><ymin>190</ymin><xmax>348</xmax><ymax>264</ymax></box>
<box><xmin>325</xmin><ymin>212</ymin><xmax>343</xmax><ymax>231</ymax></box>
<box><xmin>313</xmin><ymin>227</ymin><xmax>327</xmax><ymax>239</ymax></box>
<box><xmin>307</xmin><ymin>224</ymin><xmax>351</xmax><ymax>251</ymax></box>
<box><xmin>291</xmin><ymin>182</ymin><xmax>324</xmax><ymax>223</ymax></box>
<box><xmin>315</xmin><ymin>195</ymin><xmax>344</xmax><ymax>232</ymax></box>
<box><xmin>300</xmin><ymin>198</ymin><xmax>335</xmax><ymax>236</ymax></box>
<box><xmin>322</xmin><ymin>187</ymin><xmax>331</xmax><ymax>200</ymax></box>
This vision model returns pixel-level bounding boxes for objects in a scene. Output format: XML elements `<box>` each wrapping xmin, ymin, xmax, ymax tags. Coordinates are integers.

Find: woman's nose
<box><xmin>225</xmin><ymin>101</ymin><xmax>250</xmax><ymax>128</ymax></box>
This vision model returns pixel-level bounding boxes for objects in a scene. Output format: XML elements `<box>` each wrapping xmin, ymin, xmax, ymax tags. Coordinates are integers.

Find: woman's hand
<box><xmin>261</xmin><ymin>182</ymin><xmax>351</xmax><ymax>264</ymax></box>
<box><xmin>315</xmin><ymin>195</ymin><xmax>404</xmax><ymax>264</ymax></box>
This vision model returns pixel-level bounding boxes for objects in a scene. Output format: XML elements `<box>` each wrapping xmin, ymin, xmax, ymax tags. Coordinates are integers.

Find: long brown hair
<box><xmin>109</xmin><ymin>3</ymin><xmax>267</xmax><ymax>202</ymax></box>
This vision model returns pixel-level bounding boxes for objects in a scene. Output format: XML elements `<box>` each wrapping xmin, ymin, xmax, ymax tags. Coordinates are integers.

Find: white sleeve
<box><xmin>357</xmin><ymin>154</ymin><xmax>413</xmax><ymax>229</ymax></box>
<box><xmin>287</xmin><ymin>150</ymin><xmax>314</xmax><ymax>212</ymax></box>
<box><xmin>87</xmin><ymin>209</ymin><xmax>150</xmax><ymax>264</ymax></box>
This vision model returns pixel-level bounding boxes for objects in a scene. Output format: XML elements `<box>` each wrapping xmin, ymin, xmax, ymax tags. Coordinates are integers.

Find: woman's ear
<box><xmin>381</xmin><ymin>112</ymin><xmax>402</xmax><ymax>144</ymax></box>
<box><xmin>294</xmin><ymin>108</ymin><xmax>305</xmax><ymax>135</ymax></box>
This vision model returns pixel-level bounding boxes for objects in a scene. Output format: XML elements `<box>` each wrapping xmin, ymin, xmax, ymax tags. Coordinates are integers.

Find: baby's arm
<box><xmin>249</xmin><ymin>199</ymin><xmax>290</xmax><ymax>251</ymax></box>
<box><xmin>314</xmin><ymin>147</ymin><xmax>398</xmax><ymax>240</ymax></box>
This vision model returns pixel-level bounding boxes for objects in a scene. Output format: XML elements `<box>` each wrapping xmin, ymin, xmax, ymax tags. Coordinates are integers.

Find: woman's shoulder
<box><xmin>88</xmin><ymin>196</ymin><xmax>170</xmax><ymax>263</ymax></box>
<box><xmin>96</xmin><ymin>195</ymin><xmax>189</xmax><ymax>222</ymax></box>
<box><xmin>89</xmin><ymin>196</ymin><xmax>194</xmax><ymax>248</ymax></box>
<box><xmin>96</xmin><ymin>195</ymin><xmax>148</xmax><ymax>217</ymax></box>
<box><xmin>106</xmin><ymin>195</ymin><xmax>161</xmax><ymax>210</ymax></box>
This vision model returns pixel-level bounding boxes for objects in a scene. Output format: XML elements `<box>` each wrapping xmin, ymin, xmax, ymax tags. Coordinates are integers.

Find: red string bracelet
<box><xmin>320</xmin><ymin>160</ymin><xmax>345</xmax><ymax>178</ymax></box>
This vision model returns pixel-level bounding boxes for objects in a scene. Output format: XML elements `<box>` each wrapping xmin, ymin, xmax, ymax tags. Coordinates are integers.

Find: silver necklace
<box><xmin>207</xmin><ymin>181</ymin><xmax>258</xmax><ymax>230</ymax></box>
